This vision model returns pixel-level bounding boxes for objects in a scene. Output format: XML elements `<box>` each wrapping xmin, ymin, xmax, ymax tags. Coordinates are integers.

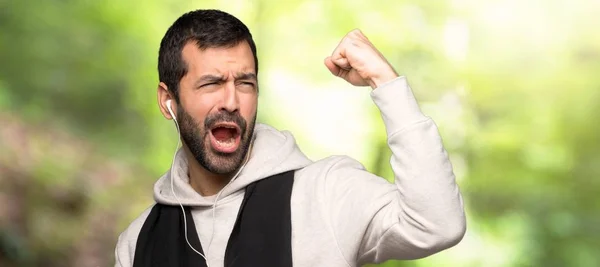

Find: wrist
<box><xmin>369</xmin><ymin>68</ymin><xmax>399</xmax><ymax>89</ymax></box>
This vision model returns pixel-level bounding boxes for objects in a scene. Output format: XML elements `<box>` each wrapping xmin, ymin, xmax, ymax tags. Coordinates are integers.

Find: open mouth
<box><xmin>208</xmin><ymin>122</ymin><xmax>241</xmax><ymax>153</ymax></box>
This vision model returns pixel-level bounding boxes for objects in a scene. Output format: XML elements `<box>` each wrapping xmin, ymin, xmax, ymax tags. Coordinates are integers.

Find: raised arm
<box><xmin>323</xmin><ymin>29</ymin><xmax>466</xmax><ymax>264</ymax></box>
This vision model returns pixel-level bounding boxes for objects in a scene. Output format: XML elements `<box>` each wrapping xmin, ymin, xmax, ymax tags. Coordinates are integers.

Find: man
<box><xmin>115</xmin><ymin>9</ymin><xmax>466</xmax><ymax>267</ymax></box>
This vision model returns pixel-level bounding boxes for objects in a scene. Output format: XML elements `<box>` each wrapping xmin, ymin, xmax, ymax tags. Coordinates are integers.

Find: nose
<box><xmin>220</xmin><ymin>81</ymin><xmax>239</xmax><ymax>113</ymax></box>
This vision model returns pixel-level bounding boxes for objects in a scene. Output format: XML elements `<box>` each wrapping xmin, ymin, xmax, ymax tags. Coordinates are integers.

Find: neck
<box><xmin>188</xmin><ymin>161</ymin><xmax>229</xmax><ymax>197</ymax></box>
<box><xmin>182</xmin><ymin>143</ymin><xmax>252</xmax><ymax>197</ymax></box>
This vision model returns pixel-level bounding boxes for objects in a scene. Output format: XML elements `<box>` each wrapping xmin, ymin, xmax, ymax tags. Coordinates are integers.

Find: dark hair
<box><xmin>158</xmin><ymin>9</ymin><xmax>258</xmax><ymax>102</ymax></box>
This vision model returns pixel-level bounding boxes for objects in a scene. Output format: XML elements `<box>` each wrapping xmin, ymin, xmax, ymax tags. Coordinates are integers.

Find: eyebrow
<box><xmin>234</xmin><ymin>72</ymin><xmax>257</xmax><ymax>81</ymax></box>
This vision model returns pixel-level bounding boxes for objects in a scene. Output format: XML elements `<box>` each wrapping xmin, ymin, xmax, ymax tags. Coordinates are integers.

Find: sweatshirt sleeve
<box><xmin>323</xmin><ymin>76</ymin><xmax>466</xmax><ymax>264</ymax></box>
<box><xmin>114</xmin><ymin>233</ymin><xmax>127</xmax><ymax>267</ymax></box>
<box><xmin>113</xmin><ymin>206</ymin><xmax>153</xmax><ymax>267</ymax></box>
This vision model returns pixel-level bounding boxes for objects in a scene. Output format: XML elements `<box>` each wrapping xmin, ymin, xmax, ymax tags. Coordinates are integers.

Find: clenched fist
<box><xmin>325</xmin><ymin>29</ymin><xmax>399</xmax><ymax>89</ymax></box>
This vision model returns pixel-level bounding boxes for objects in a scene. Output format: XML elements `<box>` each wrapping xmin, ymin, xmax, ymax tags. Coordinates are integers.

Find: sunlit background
<box><xmin>1</xmin><ymin>0</ymin><xmax>599</xmax><ymax>266</ymax></box>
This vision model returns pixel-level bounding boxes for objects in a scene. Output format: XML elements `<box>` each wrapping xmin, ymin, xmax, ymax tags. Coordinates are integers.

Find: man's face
<box><xmin>176</xmin><ymin>41</ymin><xmax>258</xmax><ymax>175</ymax></box>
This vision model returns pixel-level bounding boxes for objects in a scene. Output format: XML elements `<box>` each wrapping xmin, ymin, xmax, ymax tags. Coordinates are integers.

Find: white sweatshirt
<box><xmin>114</xmin><ymin>76</ymin><xmax>466</xmax><ymax>267</ymax></box>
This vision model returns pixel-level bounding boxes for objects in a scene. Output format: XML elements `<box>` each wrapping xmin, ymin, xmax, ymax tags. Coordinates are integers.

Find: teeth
<box><xmin>215</xmin><ymin>138</ymin><xmax>235</xmax><ymax>147</ymax></box>
<box><xmin>216</xmin><ymin>125</ymin><xmax>236</xmax><ymax>130</ymax></box>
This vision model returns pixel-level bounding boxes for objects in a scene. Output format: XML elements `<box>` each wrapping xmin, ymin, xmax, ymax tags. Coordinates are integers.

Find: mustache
<box><xmin>204</xmin><ymin>111</ymin><xmax>247</xmax><ymax>132</ymax></box>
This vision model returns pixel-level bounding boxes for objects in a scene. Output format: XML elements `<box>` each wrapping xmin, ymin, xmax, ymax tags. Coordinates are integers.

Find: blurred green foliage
<box><xmin>1</xmin><ymin>0</ymin><xmax>599</xmax><ymax>266</ymax></box>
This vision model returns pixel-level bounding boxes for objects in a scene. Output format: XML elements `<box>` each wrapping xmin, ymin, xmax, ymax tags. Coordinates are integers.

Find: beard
<box><xmin>177</xmin><ymin>106</ymin><xmax>256</xmax><ymax>175</ymax></box>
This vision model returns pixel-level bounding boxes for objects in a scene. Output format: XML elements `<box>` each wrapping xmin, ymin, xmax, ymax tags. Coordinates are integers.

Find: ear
<box><xmin>157</xmin><ymin>82</ymin><xmax>176</xmax><ymax>120</ymax></box>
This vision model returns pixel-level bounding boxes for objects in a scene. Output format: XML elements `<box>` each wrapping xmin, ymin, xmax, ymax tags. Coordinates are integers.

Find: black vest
<box><xmin>132</xmin><ymin>171</ymin><xmax>295</xmax><ymax>267</ymax></box>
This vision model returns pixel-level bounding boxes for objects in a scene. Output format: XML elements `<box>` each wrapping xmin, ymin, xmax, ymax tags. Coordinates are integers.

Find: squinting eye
<box><xmin>237</xmin><ymin>82</ymin><xmax>254</xmax><ymax>87</ymax></box>
<box><xmin>200</xmin><ymin>83</ymin><xmax>218</xmax><ymax>88</ymax></box>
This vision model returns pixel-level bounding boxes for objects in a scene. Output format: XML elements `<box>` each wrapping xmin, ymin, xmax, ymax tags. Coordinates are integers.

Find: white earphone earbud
<box><xmin>166</xmin><ymin>99</ymin><xmax>177</xmax><ymax>122</ymax></box>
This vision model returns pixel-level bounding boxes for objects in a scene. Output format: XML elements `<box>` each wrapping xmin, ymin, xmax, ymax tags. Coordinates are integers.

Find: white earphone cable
<box><xmin>167</xmin><ymin>100</ymin><xmax>253</xmax><ymax>266</ymax></box>
<box><xmin>169</xmin><ymin>113</ymin><xmax>211</xmax><ymax>267</ymax></box>
<box><xmin>205</xmin><ymin>136</ymin><xmax>252</xmax><ymax>257</ymax></box>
